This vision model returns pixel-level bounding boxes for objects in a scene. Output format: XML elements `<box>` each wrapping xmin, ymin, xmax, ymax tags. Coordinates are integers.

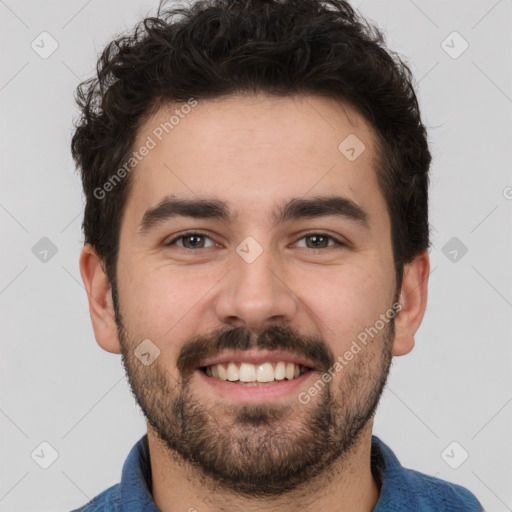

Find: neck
<box><xmin>148</xmin><ymin>423</ymin><xmax>381</xmax><ymax>512</ymax></box>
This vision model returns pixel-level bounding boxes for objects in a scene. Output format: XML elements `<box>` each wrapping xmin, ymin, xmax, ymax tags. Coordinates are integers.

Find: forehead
<box><xmin>124</xmin><ymin>93</ymin><xmax>387</xmax><ymax>227</ymax></box>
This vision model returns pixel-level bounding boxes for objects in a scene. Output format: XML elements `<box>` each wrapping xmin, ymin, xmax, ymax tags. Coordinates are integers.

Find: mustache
<box><xmin>177</xmin><ymin>324</ymin><xmax>335</xmax><ymax>378</ymax></box>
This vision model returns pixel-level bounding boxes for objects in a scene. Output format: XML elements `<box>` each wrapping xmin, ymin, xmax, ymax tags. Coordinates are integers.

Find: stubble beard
<box><xmin>115</xmin><ymin>306</ymin><xmax>394</xmax><ymax>497</ymax></box>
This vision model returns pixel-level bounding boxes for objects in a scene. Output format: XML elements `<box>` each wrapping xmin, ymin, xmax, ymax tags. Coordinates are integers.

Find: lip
<box><xmin>197</xmin><ymin>350</ymin><xmax>317</xmax><ymax>370</ymax></box>
<box><xmin>195</xmin><ymin>366</ymin><xmax>316</xmax><ymax>403</ymax></box>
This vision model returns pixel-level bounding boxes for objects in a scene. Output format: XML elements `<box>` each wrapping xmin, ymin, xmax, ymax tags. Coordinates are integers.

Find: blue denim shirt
<box><xmin>71</xmin><ymin>434</ymin><xmax>483</xmax><ymax>511</ymax></box>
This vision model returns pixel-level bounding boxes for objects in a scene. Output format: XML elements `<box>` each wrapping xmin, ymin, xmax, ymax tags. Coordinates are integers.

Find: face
<box><xmin>111</xmin><ymin>93</ymin><xmax>400</xmax><ymax>495</ymax></box>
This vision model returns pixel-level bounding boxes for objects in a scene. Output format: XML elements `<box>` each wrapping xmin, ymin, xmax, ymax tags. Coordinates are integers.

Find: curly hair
<box><xmin>71</xmin><ymin>0</ymin><xmax>431</xmax><ymax>291</ymax></box>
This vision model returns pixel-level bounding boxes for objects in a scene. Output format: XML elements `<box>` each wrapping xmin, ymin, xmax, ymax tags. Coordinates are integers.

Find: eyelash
<box><xmin>164</xmin><ymin>231</ymin><xmax>346</xmax><ymax>250</ymax></box>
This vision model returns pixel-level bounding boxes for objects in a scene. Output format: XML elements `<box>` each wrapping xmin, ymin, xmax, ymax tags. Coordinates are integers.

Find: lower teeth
<box><xmin>235</xmin><ymin>381</ymin><xmax>281</xmax><ymax>386</ymax></box>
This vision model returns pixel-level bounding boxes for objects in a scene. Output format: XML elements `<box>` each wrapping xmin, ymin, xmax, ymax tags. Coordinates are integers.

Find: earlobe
<box><xmin>79</xmin><ymin>244</ymin><xmax>122</xmax><ymax>354</ymax></box>
<box><xmin>392</xmin><ymin>251</ymin><xmax>430</xmax><ymax>357</ymax></box>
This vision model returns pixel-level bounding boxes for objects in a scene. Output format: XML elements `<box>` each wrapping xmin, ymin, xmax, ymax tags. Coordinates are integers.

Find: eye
<box><xmin>164</xmin><ymin>232</ymin><xmax>216</xmax><ymax>249</ymax></box>
<box><xmin>294</xmin><ymin>233</ymin><xmax>345</xmax><ymax>249</ymax></box>
<box><xmin>163</xmin><ymin>232</ymin><xmax>346</xmax><ymax>250</ymax></box>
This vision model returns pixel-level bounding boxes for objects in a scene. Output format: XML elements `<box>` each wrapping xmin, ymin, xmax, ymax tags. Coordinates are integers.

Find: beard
<box><xmin>113</xmin><ymin>291</ymin><xmax>395</xmax><ymax>497</ymax></box>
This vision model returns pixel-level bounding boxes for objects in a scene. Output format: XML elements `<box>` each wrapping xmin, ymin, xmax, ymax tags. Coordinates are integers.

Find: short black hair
<box><xmin>71</xmin><ymin>0</ymin><xmax>431</xmax><ymax>291</ymax></box>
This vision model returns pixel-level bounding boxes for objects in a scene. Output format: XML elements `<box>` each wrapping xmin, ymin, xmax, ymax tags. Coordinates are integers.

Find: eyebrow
<box><xmin>138</xmin><ymin>195</ymin><xmax>369</xmax><ymax>233</ymax></box>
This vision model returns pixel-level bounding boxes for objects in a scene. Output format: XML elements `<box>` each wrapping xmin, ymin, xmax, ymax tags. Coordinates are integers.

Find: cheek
<box><xmin>299</xmin><ymin>265</ymin><xmax>392</xmax><ymax>355</ymax></box>
<box><xmin>119</xmin><ymin>262</ymin><xmax>224</xmax><ymax>351</ymax></box>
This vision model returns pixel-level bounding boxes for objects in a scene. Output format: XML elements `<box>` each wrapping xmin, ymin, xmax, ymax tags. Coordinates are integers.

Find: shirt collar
<box><xmin>118</xmin><ymin>433</ymin><xmax>160</xmax><ymax>511</ymax></box>
<box><xmin>371</xmin><ymin>434</ymin><xmax>423</xmax><ymax>510</ymax></box>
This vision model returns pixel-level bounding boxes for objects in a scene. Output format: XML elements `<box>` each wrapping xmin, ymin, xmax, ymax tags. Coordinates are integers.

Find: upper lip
<box><xmin>198</xmin><ymin>350</ymin><xmax>316</xmax><ymax>370</ymax></box>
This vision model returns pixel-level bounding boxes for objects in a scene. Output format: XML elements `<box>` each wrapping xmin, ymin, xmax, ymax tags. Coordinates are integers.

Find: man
<box><xmin>71</xmin><ymin>0</ymin><xmax>483</xmax><ymax>510</ymax></box>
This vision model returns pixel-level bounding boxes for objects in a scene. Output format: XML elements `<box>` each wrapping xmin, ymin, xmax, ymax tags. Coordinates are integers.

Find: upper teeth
<box><xmin>205</xmin><ymin>362</ymin><xmax>304</xmax><ymax>383</ymax></box>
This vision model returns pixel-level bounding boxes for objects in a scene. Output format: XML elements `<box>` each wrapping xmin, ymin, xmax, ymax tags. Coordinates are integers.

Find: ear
<box><xmin>392</xmin><ymin>250</ymin><xmax>430</xmax><ymax>357</ymax></box>
<box><xmin>79</xmin><ymin>244</ymin><xmax>122</xmax><ymax>354</ymax></box>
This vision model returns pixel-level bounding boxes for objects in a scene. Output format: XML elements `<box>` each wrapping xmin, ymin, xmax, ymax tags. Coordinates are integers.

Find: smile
<box><xmin>201</xmin><ymin>361</ymin><xmax>310</xmax><ymax>385</ymax></box>
<box><xmin>195</xmin><ymin>350</ymin><xmax>317</xmax><ymax>400</ymax></box>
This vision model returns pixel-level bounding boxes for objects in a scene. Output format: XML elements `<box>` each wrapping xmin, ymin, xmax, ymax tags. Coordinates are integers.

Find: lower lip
<box><xmin>195</xmin><ymin>368</ymin><xmax>315</xmax><ymax>403</ymax></box>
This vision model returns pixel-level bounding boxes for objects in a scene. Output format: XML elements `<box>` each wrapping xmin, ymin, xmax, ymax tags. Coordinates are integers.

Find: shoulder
<box><xmin>402</xmin><ymin>467</ymin><xmax>484</xmax><ymax>511</ymax></box>
<box><xmin>371</xmin><ymin>436</ymin><xmax>484</xmax><ymax>511</ymax></box>
<box><xmin>69</xmin><ymin>483</ymin><xmax>120</xmax><ymax>512</ymax></box>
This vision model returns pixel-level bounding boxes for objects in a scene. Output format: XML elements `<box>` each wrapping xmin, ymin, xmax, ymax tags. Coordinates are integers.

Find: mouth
<box><xmin>200</xmin><ymin>361</ymin><xmax>311</xmax><ymax>386</ymax></box>
<box><xmin>195</xmin><ymin>351</ymin><xmax>317</xmax><ymax>402</ymax></box>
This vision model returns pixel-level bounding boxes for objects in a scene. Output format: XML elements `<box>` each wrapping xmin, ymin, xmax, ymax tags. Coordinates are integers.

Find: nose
<box><xmin>214</xmin><ymin>244</ymin><xmax>298</xmax><ymax>333</ymax></box>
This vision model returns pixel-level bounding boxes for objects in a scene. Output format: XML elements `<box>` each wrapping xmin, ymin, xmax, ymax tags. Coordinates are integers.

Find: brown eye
<box><xmin>295</xmin><ymin>233</ymin><xmax>344</xmax><ymax>249</ymax></box>
<box><xmin>305</xmin><ymin>234</ymin><xmax>330</xmax><ymax>248</ymax></box>
<box><xmin>165</xmin><ymin>232</ymin><xmax>215</xmax><ymax>249</ymax></box>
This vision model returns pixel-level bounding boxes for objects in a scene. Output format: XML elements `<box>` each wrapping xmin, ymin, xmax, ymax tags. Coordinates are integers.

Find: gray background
<box><xmin>0</xmin><ymin>0</ymin><xmax>511</xmax><ymax>510</ymax></box>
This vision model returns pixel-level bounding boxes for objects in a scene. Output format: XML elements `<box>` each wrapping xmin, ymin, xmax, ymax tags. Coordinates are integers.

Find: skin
<box><xmin>80</xmin><ymin>93</ymin><xmax>429</xmax><ymax>512</ymax></box>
